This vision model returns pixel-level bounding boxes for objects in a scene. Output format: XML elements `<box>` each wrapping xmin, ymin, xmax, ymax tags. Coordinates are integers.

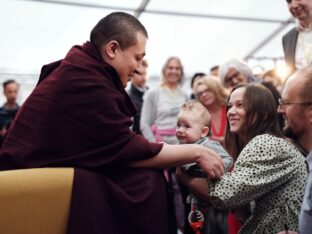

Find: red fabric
<box><xmin>0</xmin><ymin>42</ymin><xmax>169</xmax><ymax>234</ymax></box>
<box><xmin>228</xmin><ymin>212</ymin><xmax>242</xmax><ymax>234</ymax></box>
<box><xmin>210</xmin><ymin>105</ymin><xmax>227</xmax><ymax>137</ymax></box>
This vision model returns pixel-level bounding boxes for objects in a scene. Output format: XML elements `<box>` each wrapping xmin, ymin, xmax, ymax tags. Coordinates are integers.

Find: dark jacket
<box><xmin>127</xmin><ymin>84</ymin><xmax>147</xmax><ymax>135</ymax></box>
<box><xmin>282</xmin><ymin>27</ymin><xmax>299</xmax><ymax>76</ymax></box>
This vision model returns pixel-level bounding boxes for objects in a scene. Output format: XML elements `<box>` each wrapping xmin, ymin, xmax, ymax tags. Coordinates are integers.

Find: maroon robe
<box><xmin>0</xmin><ymin>42</ymin><xmax>169</xmax><ymax>234</ymax></box>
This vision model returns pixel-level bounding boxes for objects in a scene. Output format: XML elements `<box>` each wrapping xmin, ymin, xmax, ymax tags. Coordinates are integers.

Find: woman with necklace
<box><xmin>140</xmin><ymin>56</ymin><xmax>188</xmax><ymax>145</ymax></box>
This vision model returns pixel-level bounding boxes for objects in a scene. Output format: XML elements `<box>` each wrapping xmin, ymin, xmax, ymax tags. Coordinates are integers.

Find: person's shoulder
<box><xmin>249</xmin><ymin>134</ymin><xmax>299</xmax><ymax>152</ymax></box>
<box><xmin>282</xmin><ymin>27</ymin><xmax>298</xmax><ymax>40</ymax></box>
<box><xmin>246</xmin><ymin>134</ymin><xmax>279</xmax><ymax>150</ymax></box>
<box><xmin>202</xmin><ymin>137</ymin><xmax>221</xmax><ymax>147</ymax></box>
<box><xmin>199</xmin><ymin>137</ymin><xmax>227</xmax><ymax>152</ymax></box>
<box><xmin>144</xmin><ymin>86</ymin><xmax>160</xmax><ymax>96</ymax></box>
<box><xmin>142</xmin><ymin>86</ymin><xmax>160</xmax><ymax>102</ymax></box>
<box><xmin>250</xmin><ymin>133</ymin><xmax>281</xmax><ymax>142</ymax></box>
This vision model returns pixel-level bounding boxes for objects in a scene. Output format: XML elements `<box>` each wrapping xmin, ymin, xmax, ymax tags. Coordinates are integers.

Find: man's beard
<box><xmin>283</xmin><ymin>125</ymin><xmax>309</xmax><ymax>155</ymax></box>
<box><xmin>283</xmin><ymin>125</ymin><xmax>298</xmax><ymax>139</ymax></box>
<box><xmin>283</xmin><ymin>122</ymin><xmax>305</xmax><ymax>144</ymax></box>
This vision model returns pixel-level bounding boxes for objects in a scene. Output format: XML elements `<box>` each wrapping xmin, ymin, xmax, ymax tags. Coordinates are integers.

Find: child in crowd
<box><xmin>176</xmin><ymin>100</ymin><xmax>233</xmax><ymax>234</ymax></box>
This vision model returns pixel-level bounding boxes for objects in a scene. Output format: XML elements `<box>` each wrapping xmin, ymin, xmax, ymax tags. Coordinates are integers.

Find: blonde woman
<box><xmin>140</xmin><ymin>56</ymin><xmax>189</xmax><ymax>144</ymax></box>
<box><xmin>194</xmin><ymin>76</ymin><xmax>228</xmax><ymax>144</ymax></box>
<box><xmin>140</xmin><ymin>56</ymin><xmax>189</xmax><ymax>233</ymax></box>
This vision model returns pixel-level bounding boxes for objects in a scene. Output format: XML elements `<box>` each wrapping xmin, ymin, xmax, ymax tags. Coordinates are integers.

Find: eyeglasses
<box><xmin>224</xmin><ymin>71</ymin><xmax>240</xmax><ymax>84</ymax></box>
<box><xmin>278</xmin><ymin>98</ymin><xmax>312</xmax><ymax>107</ymax></box>
<box><xmin>196</xmin><ymin>89</ymin><xmax>210</xmax><ymax>98</ymax></box>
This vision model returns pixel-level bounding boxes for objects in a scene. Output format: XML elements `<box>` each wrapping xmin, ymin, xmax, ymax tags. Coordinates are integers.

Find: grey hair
<box><xmin>160</xmin><ymin>56</ymin><xmax>185</xmax><ymax>85</ymax></box>
<box><xmin>219</xmin><ymin>58</ymin><xmax>253</xmax><ymax>85</ymax></box>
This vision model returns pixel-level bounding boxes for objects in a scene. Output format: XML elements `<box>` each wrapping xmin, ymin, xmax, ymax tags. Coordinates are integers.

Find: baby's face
<box><xmin>176</xmin><ymin>112</ymin><xmax>206</xmax><ymax>144</ymax></box>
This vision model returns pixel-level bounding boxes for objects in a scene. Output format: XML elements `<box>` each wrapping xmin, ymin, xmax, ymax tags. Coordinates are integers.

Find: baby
<box><xmin>176</xmin><ymin>100</ymin><xmax>233</xmax><ymax>234</ymax></box>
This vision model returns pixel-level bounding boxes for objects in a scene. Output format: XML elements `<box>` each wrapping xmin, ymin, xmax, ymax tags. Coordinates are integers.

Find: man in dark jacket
<box><xmin>127</xmin><ymin>59</ymin><xmax>148</xmax><ymax>135</ymax></box>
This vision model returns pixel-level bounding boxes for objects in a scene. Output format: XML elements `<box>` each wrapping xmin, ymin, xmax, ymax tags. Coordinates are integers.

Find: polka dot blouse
<box><xmin>207</xmin><ymin>134</ymin><xmax>307</xmax><ymax>234</ymax></box>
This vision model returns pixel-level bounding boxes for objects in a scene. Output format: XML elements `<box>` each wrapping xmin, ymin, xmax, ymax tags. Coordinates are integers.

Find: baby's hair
<box><xmin>180</xmin><ymin>100</ymin><xmax>211</xmax><ymax>127</ymax></box>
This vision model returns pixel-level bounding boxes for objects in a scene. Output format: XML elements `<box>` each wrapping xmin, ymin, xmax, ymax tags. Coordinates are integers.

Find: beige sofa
<box><xmin>0</xmin><ymin>168</ymin><xmax>74</xmax><ymax>234</ymax></box>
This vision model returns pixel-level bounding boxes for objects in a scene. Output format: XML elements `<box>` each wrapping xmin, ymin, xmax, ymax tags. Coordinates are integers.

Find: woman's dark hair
<box><xmin>225</xmin><ymin>84</ymin><xmax>283</xmax><ymax>160</ymax></box>
<box><xmin>261</xmin><ymin>81</ymin><xmax>284</xmax><ymax>129</ymax></box>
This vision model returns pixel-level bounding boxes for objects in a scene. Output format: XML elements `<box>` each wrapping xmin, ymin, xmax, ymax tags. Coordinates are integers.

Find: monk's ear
<box><xmin>103</xmin><ymin>40</ymin><xmax>119</xmax><ymax>59</ymax></box>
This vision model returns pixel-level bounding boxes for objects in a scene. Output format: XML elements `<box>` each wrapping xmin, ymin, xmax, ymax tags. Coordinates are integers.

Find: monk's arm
<box><xmin>129</xmin><ymin>144</ymin><xmax>225</xmax><ymax>179</ymax></box>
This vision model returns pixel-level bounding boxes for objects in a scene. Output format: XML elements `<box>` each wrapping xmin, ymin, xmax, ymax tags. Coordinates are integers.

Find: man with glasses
<box><xmin>277</xmin><ymin>66</ymin><xmax>312</xmax><ymax>234</ymax></box>
<box><xmin>219</xmin><ymin>58</ymin><xmax>260</xmax><ymax>93</ymax></box>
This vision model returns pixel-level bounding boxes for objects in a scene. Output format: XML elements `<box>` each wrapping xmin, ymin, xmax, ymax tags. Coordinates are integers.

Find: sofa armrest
<box><xmin>0</xmin><ymin>168</ymin><xmax>74</xmax><ymax>234</ymax></box>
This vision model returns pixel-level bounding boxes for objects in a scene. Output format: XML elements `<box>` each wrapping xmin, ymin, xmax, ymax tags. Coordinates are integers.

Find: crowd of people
<box><xmin>0</xmin><ymin>1</ymin><xmax>312</xmax><ymax>233</ymax></box>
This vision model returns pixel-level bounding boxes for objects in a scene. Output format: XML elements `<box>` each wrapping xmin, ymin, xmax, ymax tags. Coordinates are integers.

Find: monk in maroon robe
<box><xmin>0</xmin><ymin>12</ymin><xmax>225</xmax><ymax>234</ymax></box>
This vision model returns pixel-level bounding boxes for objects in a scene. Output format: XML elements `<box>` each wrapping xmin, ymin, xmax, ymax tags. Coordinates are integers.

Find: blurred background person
<box><xmin>210</xmin><ymin>65</ymin><xmax>219</xmax><ymax>77</ymax></box>
<box><xmin>140</xmin><ymin>56</ymin><xmax>189</xmax><ymax>144</ymax></box>
<box><xmin>140</xmin><ymin>56</ymin><xmax>189</xmax><ymax>234</ymax></box>
<box><xmin>189</xmin><ymin>72</ymin><xmax>206</xmax><ymax>99</ymax></box>
<box><xmin>194</xmin><ymin>76</ymin><xmax>228</xmax><ymax>145</ymax></box>
<box><xmin>283</xmin><ymin>0</ymin><xmax>312</xmax><ymax>76</ymax></box>
<box><xmin>219</xmin><ymin>58</ymin><xmax>283</xmax><ymax>130</ymax></box>
<box><xmin>127</xmin><ymin>59</ymin><xmax>149</xmax><ymax>135</ymax></box>
<box><xmin>262</xmin><ymin>68</ymin><xmax>284</xmax><ymax>94</ymax></box>
<box><xmin>219</xmin><ymin>58</ymin><xmax>259</xmax><ymax>93</ymax></box>
<box><xmin>0</xmin><ymin>79</ymin><xmax>20</xmax><ymax>146</ymax></box>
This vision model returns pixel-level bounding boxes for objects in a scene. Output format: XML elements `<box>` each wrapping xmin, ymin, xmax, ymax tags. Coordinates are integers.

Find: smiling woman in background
<box><xmin>140</xmin><ymin>56</ymin><xmax>188</xmax><ymax>144</ymax></box>
<box><xmin>140</xmin><ymin>56</ymin><xmax>189</xmax><ymax>234</ymax></box>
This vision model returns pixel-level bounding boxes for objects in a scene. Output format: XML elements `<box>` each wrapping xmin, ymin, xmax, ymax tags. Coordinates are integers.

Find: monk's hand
<box><xmin>197</xmin><ymin>146</ymin><xmax>225</xmax><ymax>179</ymax></box>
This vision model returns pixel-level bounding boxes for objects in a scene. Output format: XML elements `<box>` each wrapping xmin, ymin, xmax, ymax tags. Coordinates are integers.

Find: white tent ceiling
<box><xmin>1</xmin><ymin>0</ymin><xmax>295</xmax><ymax>77</ymax></box>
